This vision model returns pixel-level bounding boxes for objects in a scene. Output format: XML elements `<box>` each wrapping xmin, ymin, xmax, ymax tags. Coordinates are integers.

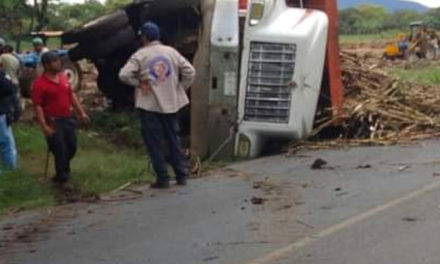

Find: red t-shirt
<box><xmin>32</xmin><ymin>73</ymin><xmax>73</xmax><ymax>118</ymax></box>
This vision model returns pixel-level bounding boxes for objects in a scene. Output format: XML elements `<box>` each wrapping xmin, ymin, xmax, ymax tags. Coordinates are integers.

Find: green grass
<box><xmin>339</xmin><ymin>30</ymin><xmax>401</xmax><ymax>44</ymax></box>
<box><xmin>0</xmin><ymin>110</ymin><xmax>236</xmax><ymax>214</ymax></box>
<box><xmin>0</xmin><ymin>119</ymin><xmax>152</xmax><ymax>214</ymax></box>
<box><xmin>391</xmin><ymin>66</ymin><xmax>440</xmax><ymax>86</ymax></box>
<box><xmin>0</xmin><ymin>169</ymin><xmax>54</xmax><ymax>211</ymax></box>
<box><xmin>71</xmin><ymin>145</ymin><xmax>149</xmax><ymax>194</ymax></box>
<box><xmin>90</xmin><ymin>111</ymin><xmax>143</xmax><ymax>148</ymax></box>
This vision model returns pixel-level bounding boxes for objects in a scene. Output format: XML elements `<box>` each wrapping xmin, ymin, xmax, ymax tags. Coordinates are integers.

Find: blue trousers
<box><xmin>0</xmin><ymin>114</ymin><xmax>17</xmax><ymax>170</ymax></box>
<box><xmin>138</xmin><ymin>109</ymin><xmax>188</xmax><ymax>183</ymax></box>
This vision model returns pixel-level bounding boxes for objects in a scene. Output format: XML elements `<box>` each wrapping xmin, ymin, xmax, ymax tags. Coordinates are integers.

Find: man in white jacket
<box><xmin>119</xmin><ymin>22</ymin><xmax>196</xmax><ymax>189</ymax></box>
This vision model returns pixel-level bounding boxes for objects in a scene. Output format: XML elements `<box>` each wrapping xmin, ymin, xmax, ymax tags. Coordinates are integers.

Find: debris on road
<box><xmin>356</xmin><ymin>164</ymin><xmax>372</xmax><ymax>169</ymax></box>
<box><xmin>252</xmin><ymin>182</ymin><xmax>262</xmax><ymax>189</ymax></box>
<box><xmin>402</xmin><ymin>217</ymin><xmax>418</xmax><ymax>222</ymax></box>
<box><xmin>203</xmin><ymin>256</ymin><xmax>220</xmax><ymax>262</ymax></box>
<box><xmin>251</xmin><ymin>197</ymin><xmax>267</xmax><ymax>205</ymax></box>
<box><xmin>311</xmin><ymin>158</ymin><xmax>328</xmax><ymax>169</ymax></box>
<box><xmin>2</xmin><ymin>226</ymin><xmax>13</xmax><ymax>231</ymax></box>
<box><xmin>287</xmin><ymin>50</ymin><xmax>440</xmax><ymax>155</ymax></box>
<box><xmin>336</xmin><ymin>191</ymin><xmax>349</xmax><ymax>197</ymax></box>
<box><xmin>398</xmin><ymin>165</ymin><xmax>411</xmax><ymax>172</ymax></box>
<box><xmin>296</xmin><ymin>219</ymin><xmax>315</xmax><ymax>229</ymax></box>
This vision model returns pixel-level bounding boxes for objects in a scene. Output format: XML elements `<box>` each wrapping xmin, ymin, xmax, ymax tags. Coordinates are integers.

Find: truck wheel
<box><xmin>96</xmin><ymin>60</ymin><xmax>134</xmax><ymax>108</ymax></box>
<box><xmin>68</xmin><ymin>45</ymin><xmax>87</xmax><ymax>61</ymax></box>
<box><xmin>62</xmin><ymin>10</ymin><xmax>129</xmax><ymax>44</ymax></box>
<box><xmin>93</xmin><ymin>26</ymin><xmax>137</xmax><ymax>58</ymax></box>
<box><xmin>62</xmin><ymin>57</ymin><xmax>82</xmax><ymax>91</ymax></box>
<box><xmin>68</xmin><ymin>26</ymin><xmax>136</xmax><ymax>61</ymax></box>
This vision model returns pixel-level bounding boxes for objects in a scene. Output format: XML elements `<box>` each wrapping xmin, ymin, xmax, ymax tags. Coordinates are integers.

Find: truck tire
<box><xmin>62</xmin><ymin>57</ymin><xmax>82</xmax><ymax>91</ymax></box>
<box><xmin>62</xmin><ymin>10</ymin><xmax>129</xmax><ymax>44</ymax></box>
<box><xmin>68</xmin><ymin>26</ymin><xmax>137</xmax><ymax>61</ymax></box>
<box><xmin>96</xmin><ymin>63</ymin><xmax>134</xmax><ymax>108</ymax></box>
<box><xmin>68</xmin><ymin>45</ymin><xmax>88</xmax><ymax>61</ymax></box>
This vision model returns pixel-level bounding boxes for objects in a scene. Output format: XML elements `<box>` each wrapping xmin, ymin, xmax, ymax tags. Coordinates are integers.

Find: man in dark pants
<box><xmin>119</xmin><ymin>22</ymin><xmax>196</xmax><ymax>189</ymax></box>
<box><xmin>32</xmin><ymin>52</ymin><xmax>90</xmax><ymax>184</ymax></box>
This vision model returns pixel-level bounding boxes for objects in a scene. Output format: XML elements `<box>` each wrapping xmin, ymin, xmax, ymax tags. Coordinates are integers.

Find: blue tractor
<box><xmin>17</xmin><ymin>31</ymin><xmax>82</xmax><ymax>97</ymax></box>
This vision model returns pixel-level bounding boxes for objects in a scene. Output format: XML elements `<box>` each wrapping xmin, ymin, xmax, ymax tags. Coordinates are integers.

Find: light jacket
<box><xmin>119</xmin><ymin>41</ymin><xmax>196</xmax><ymax>114</ymax></box>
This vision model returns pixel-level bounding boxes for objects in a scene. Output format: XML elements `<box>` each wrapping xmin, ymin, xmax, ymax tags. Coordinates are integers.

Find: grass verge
<box><xmin>339</xmin><ymin>30</ymin><xmax>400</xmax><ymax>44</ymax></box>
<box><xmin>391</xmin><ymin>65</ymin><xmax>440</xmax><ymax>86</ymax></box>
<box><xmin>0</xmin><ymin>120</ymin><xmax>152</xmax><ymax>214</ymax></box>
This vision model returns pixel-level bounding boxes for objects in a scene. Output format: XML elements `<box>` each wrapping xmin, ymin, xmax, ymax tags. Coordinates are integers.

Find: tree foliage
<box><xmin>339</xmin><ymin>4</ymin><xmax>439</xmax><ymax>35</ymax></box>
<box><xmin>0</xmin><ymin>0</ymin><xmax>109</xmax><ymax>38</ymax></box>
<box><xmin>47</xmin><ymin>0</ymin><xmax>107</xmax><ymax>30</ymax></box>
<box><xmin>0</xmin><ymin>0</ymin><xmax>33</xmax><ymax>36</ymax></box>
<box><xmin>34</xmin><ymin>0</ymin><xmax>50</xmax><ymax>31</ymax></box>
<box><xmin>105</xmin><ymin>0</ymin><xmax>132</xmax><ymax>12</ymax></box>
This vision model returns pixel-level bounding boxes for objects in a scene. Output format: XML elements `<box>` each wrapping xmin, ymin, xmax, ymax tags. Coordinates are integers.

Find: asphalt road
<box><xmin>3</xmin><ymin>140</ymin><xmax>440</xmax><ymax>264</ymax></box>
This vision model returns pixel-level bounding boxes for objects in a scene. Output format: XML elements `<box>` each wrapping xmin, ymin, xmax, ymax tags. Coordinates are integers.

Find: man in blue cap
<box><xmin>33</xmin><ymin>37</ymin><xmax>50</xmax><ymax>75</ymax></box>
<box><xmin>119</xmin><ymin>22</ymin><xmax>196</xmax><ymax>189</ymax></box>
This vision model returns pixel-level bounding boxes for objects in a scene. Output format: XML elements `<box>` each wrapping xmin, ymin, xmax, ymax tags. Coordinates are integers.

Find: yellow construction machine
<box><xmin>383</xmin><ymin>21</ymin><xmax>438</xmax><ymax>60</ymax></box>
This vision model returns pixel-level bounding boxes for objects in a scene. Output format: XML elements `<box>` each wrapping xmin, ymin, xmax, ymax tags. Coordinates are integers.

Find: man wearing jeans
<box><xmin>0</xmin><ymin>69</ymin><xmax>19</xmax><ymax>169</ymax></box>
<box><xmin>119</xmin><ymin>22</ymin><xmax>196</xmax><ymax>189</ymax></box>
<box><xmin>32</xmin><ymin>52</ymin><xmax>90</xmax><ymax>184</ymax></box>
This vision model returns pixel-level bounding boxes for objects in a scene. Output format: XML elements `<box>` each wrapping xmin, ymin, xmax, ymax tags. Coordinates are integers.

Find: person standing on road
<box><xmin>119</xmin><ymin>22</ymin><xmax>196</xmax><ymax>189</ymax></box>
<box><xmin>0</xmin><ymin>69</ymin><xmax>20</xmax><ymax>170</ymax></box>
<box><xmin>33</xmin><ymin>37</ymin><xmax>50</xmax><ymax>76</ymax></box>
<box><xmin>32</xmin><ymin>52</ymin><xmax>90</xmax><ymax>184</ymax></box>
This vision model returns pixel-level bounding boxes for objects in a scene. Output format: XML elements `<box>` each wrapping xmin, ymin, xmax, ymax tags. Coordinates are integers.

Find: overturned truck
<box><xmin>63</xmin><ymin>0</ymin><xmax>344</xmax><ymax>159</ymax></box>
<box><xmin>63</xmin><ymin>0</ymin><xmax>201</xmax><ymax>108</ymax></box>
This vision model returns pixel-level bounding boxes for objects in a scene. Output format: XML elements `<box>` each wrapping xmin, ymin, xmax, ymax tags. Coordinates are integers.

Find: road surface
<box><xmin>2</xmin><ymin>140</ymin><xmax>440</xmax><ymax>264</ymax></box>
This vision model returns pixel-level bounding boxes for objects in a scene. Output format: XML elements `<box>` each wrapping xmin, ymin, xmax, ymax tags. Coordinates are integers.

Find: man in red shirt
<box><xmin>32</xmin><ymin>52</ymin><xmax>90</xmax><ymax>184</ymax></box>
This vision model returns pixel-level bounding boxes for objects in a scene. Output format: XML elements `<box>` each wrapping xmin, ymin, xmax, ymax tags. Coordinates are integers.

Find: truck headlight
<box><xmin>237</xmin><ymin>134</ymin><xmax>251</xmax><ymax>158</ymax></box>
<box><xmin>249</xmin><ymin>0</ymin><xmax>265</xmax><ymax>26</ymax></box>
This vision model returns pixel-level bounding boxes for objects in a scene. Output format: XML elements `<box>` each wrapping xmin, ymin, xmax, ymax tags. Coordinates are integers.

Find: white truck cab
<box><xmin>236</xmin><ymin>0</ymin><xmax>329</xmax><ymax>158</ymax></box>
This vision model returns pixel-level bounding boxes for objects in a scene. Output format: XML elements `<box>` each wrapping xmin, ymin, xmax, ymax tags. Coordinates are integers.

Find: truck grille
<box><xmin>244</xmin><ymin>42</ymin><xmax>297</xmax><ymax>124</ymax></box>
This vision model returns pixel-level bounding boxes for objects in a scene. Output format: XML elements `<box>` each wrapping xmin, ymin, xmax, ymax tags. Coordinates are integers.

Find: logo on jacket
<box><xmin>147</xmin><ymin>56</ymin><xmax>172</xmax><ymax>83</ymax></box>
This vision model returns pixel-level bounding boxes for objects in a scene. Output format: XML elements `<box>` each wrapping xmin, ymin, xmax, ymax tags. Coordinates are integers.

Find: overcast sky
<box><xmin>403</xmin><ymin>0</ymin><xmax>440</xmax><ymax>7</ymax></box>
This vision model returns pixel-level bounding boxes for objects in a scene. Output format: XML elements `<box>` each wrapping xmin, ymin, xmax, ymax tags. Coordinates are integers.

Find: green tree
<box><xmin>106</xmin><ymin>0</ymin><xmax>132</xmax><ymax>11</ymax></box>
<box><xmin>339</xmin><ymin>8</ymin><xmax>363</xmax><ymax>34</ymax></box>
<box><xmin>34</xmin><ymin>0</ymin><xmax>50</xmax><ymax>31</ymax></box>
<box><xmin>339</xmin><ymin>5</ymin><xmax>387</xmax><ymax>34</ymax></box>
<box><xmin>385</xmin><ymin>10</ymin><xmax>422</xmax><ymax>30</ymax></box>
<box><xmin>356</xmin><ymin>4</ymin><xmax>387</xmax><ymax>33</ymax></box>
<box><xmin>0</xmin><ymin>0</ymin><xmax>32</xmax><ymax>36</ymax></box>
<box><xmin>47</xmin><ymin>0</ymin><xmax>106</xmax><ymax>30</ymax></box>
<box><xmin>425</xmin><ymin>8</ymin><xmax>440</xmax><ymax>29</ymax></box>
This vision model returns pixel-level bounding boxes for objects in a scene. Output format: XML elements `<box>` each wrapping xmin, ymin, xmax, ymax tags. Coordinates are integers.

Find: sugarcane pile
<box><xmin>286</xmin><ymin>51</ymin><xmax>440</xmax><ymax>155</ymax></box>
